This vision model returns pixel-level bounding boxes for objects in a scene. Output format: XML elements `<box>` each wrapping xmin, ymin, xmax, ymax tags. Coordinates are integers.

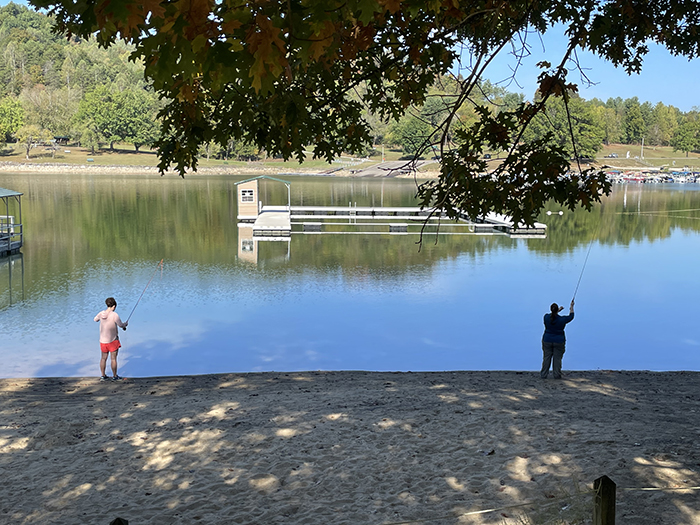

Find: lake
<box><xmin>1</xmin><ymin>172</ymin><xmax>699</xmax><ymax>378</ymax></box>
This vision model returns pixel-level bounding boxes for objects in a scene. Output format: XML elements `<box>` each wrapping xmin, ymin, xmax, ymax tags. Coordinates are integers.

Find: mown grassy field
<box><xmin>597</xmin><ymin>144</ymin><xmax>700</xmax><ymax>169</ymax></box>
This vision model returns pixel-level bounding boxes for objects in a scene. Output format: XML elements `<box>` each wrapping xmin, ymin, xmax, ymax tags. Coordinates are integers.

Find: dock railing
<box><xmin>0</xmin><ymin>215</ymin><xmax>23</xmax><ymax>256</ymax></box>
<box><xmin>0</xmin><ymin>215</ymin><xmax>14</xmax><ymax>234</ymax></box>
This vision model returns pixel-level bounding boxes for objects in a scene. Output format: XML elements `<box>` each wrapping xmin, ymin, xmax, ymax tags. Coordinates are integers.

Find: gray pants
<box><xmin>541</xmin><ymin>341</ymin><xmax>565</xmax><ymax>379</ymax></box>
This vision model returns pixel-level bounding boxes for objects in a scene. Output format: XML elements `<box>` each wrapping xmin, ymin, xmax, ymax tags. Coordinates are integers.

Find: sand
<box><xmin>1</xmin><ymin>371</ymin><xmax>698</xmax><ymax>525</ymax></box>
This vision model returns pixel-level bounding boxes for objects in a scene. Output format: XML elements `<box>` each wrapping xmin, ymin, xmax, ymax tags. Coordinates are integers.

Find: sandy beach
<box><xmin>1</xmin><ymin>371</ymin><xmax>698</xmax><ymax>525</ymax></box>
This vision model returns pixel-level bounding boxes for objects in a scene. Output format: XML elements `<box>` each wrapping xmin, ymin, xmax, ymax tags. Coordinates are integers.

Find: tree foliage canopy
<box><xmin>0</xmin><ymin>96</ymin><xmax>24</xmax><ymax>142</ymax></box>
<box><xmin>76</xmin><ymin>85</ymin><xmax>160</xmax><ymax>150</ymax></box>
<box><xmin>670</xmin><ymin>118</ymin><xmax>700</xmax><ymax>157</ymax></box>
<box><xmin>28</xmin><ymin>0</ymin><xmax>700</xmax><ymax>224</ymax></box>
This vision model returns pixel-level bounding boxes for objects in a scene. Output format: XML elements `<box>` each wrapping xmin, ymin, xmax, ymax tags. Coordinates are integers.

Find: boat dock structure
<box><xmin>235</xmin><ymin>176</ymin><xmax>546</xmax><ymax>261</ymax></box>
<box><xmin>0</xmin><ymin>187</ymin><xmax>23</xmax><ymax>258</ymax></box>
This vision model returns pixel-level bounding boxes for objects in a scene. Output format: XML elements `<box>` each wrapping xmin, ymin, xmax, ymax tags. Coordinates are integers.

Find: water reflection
<box><xmin>0</xmin><ymin>252</ymin><xmax>24</xmax><ymax>308</ymax></box>
<box><xmin>1</xmin><ymin>173</ymin><xmax>699</xmax><ymax>377</ymax></box>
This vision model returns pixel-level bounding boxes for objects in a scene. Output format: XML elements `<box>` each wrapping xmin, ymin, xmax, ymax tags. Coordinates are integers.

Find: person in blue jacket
<box><xmin>541</xmin><ymin>299</ymin><xmax>574</xmax><ymax>379</ymax></box>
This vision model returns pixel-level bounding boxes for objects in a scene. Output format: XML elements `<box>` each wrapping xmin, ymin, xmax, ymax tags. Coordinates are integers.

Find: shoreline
<box><xmin>0</xmin><ymin>160</ymin><xmax>320</xmax><ymax>176</ymax></box>
<box><xmin>2</xmin><ymin>370</ymin><xmax>698</xmax><ymax>524</ymax></box>
<box><xmin>0</xmin><ymin>160</ymin><xmax>441</xmax><ymax>178</ymax></box>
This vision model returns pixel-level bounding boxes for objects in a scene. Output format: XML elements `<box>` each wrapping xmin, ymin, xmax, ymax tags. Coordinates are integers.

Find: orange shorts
<box><xmin>100</xmin><ymin>339</ymin><xmax>121</xmax><ymax>353</ymax></box>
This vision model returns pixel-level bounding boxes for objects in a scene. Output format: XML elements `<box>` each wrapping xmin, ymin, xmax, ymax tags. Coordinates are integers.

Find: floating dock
<box><xmin>239</xmin><ymin>204</ymin><xmax>546</xmax><ymax>238</ymax></box>
<box><xmin>249</xmin><ymin>206</ymin><xmax>292</xmax><ymax>237</ymax></box>
<box><xmin>234</xmin><ymin>176</ymin><xmax>546</xmax><ymax>241</ymax></box>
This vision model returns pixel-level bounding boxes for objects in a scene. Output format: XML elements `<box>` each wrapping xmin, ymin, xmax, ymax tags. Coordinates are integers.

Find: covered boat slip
<box><xmin>0</xmin><ymin>187</ymin><xmax>23</xmax><ymax>258</ymax></box>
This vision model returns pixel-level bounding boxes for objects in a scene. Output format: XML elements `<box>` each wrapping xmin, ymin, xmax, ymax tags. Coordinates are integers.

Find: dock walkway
<box><xmin>250</xmin><ymin>207</ymin><xmax>292</xmax><ymax>237</ymax></box>
<box><xmin>241</xmin><ymin>205</ymin><xmax>546</xmax><ymax>238</ymax></box>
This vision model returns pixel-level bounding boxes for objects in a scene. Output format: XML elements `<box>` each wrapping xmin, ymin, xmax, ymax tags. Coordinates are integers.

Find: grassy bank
<box><xmin>597</xmin><ymin>144</ymin><xmax>700</xmax><ymax>169</ymax></box>
<box><xmin>3</xmin><ymin>141</ymin><xmax>698</xmax><ymax>174</ymax></box>
<box><xmin>0</xmin><ymin>143</ymin><xmax>412</xmax><ymax>173</ymax></box>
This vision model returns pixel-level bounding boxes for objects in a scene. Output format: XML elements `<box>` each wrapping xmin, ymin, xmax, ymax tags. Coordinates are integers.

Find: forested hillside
<box><xmin>0</xmin><ymin>1</ymin><xmax>698</xmax><ymax>161</ymax></box>
<box><xmin>0</xmin><ymin>2</ymin><xmax>158</xmax><ymax>157</ymax></box>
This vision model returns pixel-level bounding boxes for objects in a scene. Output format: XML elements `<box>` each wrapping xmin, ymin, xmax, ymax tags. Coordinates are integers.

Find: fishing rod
<box><xmin>126</xmin><ymin>259</ymin><xmax>164</xmax><ymax>323</ymax></box>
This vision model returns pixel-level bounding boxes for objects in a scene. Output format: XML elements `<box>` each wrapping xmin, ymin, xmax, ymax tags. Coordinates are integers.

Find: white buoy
<box><xmin>559</xmin><ymin>211</ymin><xmax>563</xmax><ymax>215</ymax></box>
<box><xmin>546</xmin><ymin>211</ymin><xmax>552</xmax><ymax>215</ymax></box>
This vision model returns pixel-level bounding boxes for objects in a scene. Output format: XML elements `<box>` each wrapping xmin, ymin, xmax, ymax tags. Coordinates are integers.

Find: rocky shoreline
<box><xmin>0</xmin><ymin>161</ymin><xmax>319</xmax><ymax>176</ymax></box>
<box><xmin>0</xmin><ymin>160</ymin><xmax>439</xmax><ymax>178</ymax></box>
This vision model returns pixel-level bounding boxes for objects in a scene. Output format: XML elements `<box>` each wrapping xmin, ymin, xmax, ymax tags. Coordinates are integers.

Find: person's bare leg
<box><xmin>100</xmin><ymin>352</ymin><xmax>108</xmax><ymax>377</ymax></box>
<box><xmin>110</xmin><ymin>350</ymin><xmax>119</xmax><ymax>377</ymax></box>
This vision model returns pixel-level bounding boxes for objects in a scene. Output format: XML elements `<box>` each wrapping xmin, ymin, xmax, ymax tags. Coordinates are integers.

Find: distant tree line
<box><xmin>1</xmin><ymin>2</ymin><xmax>699</xmax><ymax>162</ymax></box>
<box><xmin>386</xmin><ymin>87</ymin><xmax>698</xmax><ymax>159</ymax></box>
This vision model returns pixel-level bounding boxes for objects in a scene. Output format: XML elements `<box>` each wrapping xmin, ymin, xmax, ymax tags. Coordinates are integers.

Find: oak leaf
<box><xmin>247</xmin><ymin>13</ymin><xmax>289</xmax><ymax>92</ymax></box>
<box><xmin>308</xmin><ymin>20</ymin><xmax>337</xmax><ymax>61</ymax></box>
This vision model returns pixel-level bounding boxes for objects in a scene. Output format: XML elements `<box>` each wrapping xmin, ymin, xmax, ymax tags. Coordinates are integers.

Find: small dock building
<box><xmin>236</xmin><ymin>176</ymin><xmax>292</xmax><ymax>263</ymax></box>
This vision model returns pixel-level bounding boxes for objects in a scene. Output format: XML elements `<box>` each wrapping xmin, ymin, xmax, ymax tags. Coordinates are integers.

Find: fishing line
<box><xmin>577</xmin><ymin>204</ymin><xmax>700</xmax><ymax>298</ymax></box>
<box><xmin>618</xmin><ymin>212</ymin><xmax>700</xmax><ymax>221</ymax></box>
<box><xmin>126</xmin><ymin>259</ymin><xmax>164</xmax><ymax>323</ymax></box>
<box><xmin>572</xmin><ymin>235</ymin><xmax>596</xmax><ymax>302</ymax></box>
<box><xmin>616</xmin><ymin>207</ymin><xmax>700</xmax><ymax>215</ymax></box>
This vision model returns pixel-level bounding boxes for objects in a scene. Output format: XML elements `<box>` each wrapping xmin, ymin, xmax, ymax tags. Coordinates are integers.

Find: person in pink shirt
<box><xmin>94</xmin><ymin>297</ymin><xmax>128</xmax><ymax>381</ymax></box>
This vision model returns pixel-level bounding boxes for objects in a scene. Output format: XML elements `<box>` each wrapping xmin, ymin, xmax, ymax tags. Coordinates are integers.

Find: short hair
<box><xmin>105</xmin><ymin>297</ymin><xmax>117</xmax><ymax>308</ymax></box>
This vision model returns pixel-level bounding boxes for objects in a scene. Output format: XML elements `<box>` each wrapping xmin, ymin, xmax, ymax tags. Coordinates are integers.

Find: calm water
<box><xmin>1</xmin><ymin>173</ymin><xmax>699</xmax><ymax>378</ymax></box>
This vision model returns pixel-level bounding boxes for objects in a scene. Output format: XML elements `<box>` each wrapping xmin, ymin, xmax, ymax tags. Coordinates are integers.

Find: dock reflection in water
<box><xmin>235</xmin><ymin>176</ymin><xmax>547</xmax><ymax>264</ymax></box>
<box><xmin>0</xmin><ymin>252</ymin><xmax>24</xmax><ymax>309</ymax></box>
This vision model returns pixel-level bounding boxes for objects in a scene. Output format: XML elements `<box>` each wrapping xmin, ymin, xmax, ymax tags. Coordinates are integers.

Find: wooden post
<box><xmin>593</xmin><ymin>475</ymin><xmax>616</xmax><ymax>525</ymax></box>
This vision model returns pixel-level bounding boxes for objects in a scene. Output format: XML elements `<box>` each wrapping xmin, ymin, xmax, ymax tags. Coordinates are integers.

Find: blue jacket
<box><xmin>542</xmin><ymin>312</ymin><xmax>574</xmax><ymax>343</ymax></box>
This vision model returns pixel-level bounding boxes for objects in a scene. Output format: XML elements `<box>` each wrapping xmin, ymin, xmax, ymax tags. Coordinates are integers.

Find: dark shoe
<box><xmin>112</xmin><ymin>375</ymin><xmax>124</xmax><ymax>381</ymax></box>
<box><xmin>100</xmin><ymin>375</ymin><xmax>109</xmax><ymax>382</ymax></box>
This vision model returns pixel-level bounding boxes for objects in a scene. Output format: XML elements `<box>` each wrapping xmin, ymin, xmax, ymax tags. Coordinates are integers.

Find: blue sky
<box><xmin>3</xmin><ymin>0</ymin><xmax>699</xmax><ymax>111</ymax></box>
<box><xmin>462</xmin><ymin>27</ymin><xmax>699</xmax><ymax>112</ymax></box>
